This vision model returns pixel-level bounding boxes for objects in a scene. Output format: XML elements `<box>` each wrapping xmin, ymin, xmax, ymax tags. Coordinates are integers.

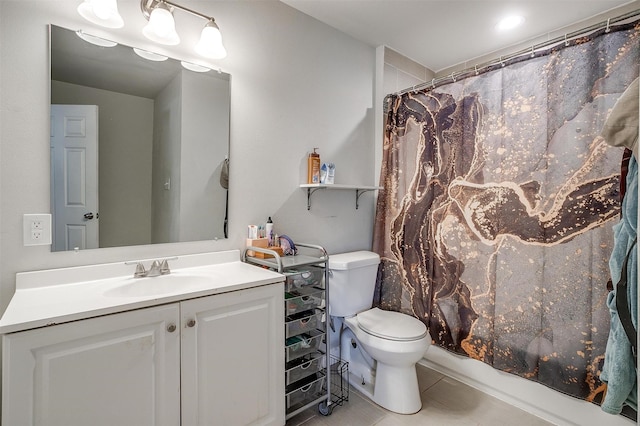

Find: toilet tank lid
<box><xmin>329</xmin><ymin>251</ymin><xmax>380</xmax><ymax>270</ymax></box>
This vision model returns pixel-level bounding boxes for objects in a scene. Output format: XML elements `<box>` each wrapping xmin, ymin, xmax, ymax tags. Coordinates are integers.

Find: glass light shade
<box><xmin>195</xmin><ymin>21</ymin><xmax>227</xmax><ymax>59</ymax></box>
<box><xmin>76</xmin><ymin>30</ymin><xmax>118</xmax><ymax>48</ymax></box>
<box><xmin>77</xmin><ymin>0</ymin><xmax>124</xmax><ymax>29</ymax></box>
<box><xmin>133</xmin><ymin>48</ymin><xmax>168</xmax><ymax>62</ymax></box>
<box><xmin>142</xmin><ymin>5</ymin><xmax>180</xmax><ymax>45</ymax></box>
<box><xmin>181</xmin><ymin>61</ymin><xmax>211</xmax><ymax>73</ymax></box>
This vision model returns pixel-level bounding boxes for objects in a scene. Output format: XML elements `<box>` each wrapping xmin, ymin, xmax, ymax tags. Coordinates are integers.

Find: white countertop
<box><xmin>0</xmin><ymin>250</ymin><xmax>284</xmax><ymax>334</ymax></box>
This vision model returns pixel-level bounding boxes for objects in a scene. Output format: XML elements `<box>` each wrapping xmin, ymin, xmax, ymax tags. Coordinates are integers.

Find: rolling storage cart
<box><xmin>242</xmin><ymin>243</ymin><xmax>348</xmax><ymax>419</ymax></box>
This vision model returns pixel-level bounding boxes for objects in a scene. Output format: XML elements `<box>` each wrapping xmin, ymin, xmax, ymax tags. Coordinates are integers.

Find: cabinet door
<box><xmin>181</xmin><ymin>283</ymin><xmax>284</xmax><ymax>426</ymax></box>
<box><xmin>2</xmin><ymin>304</ymin><xmax>180</xmax><ymax>426</ymax></box>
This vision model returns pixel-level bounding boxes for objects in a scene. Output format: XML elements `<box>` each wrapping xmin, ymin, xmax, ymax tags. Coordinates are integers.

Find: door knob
<box><xmin>187</xmin><ymin>319</ymin><xmax>196</xmax><ymax>328</ymax></box>
<box><xmin>83</xmin><ymin>212</ymin><xmax>96</xmax><ymax>220</ymax></box>
<box><xmin>167</xmin><ymin>324</ymin><xmax>177</xmax><ymax>333</ymax></box>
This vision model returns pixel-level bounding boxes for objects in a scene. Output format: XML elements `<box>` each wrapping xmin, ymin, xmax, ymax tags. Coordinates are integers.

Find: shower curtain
<box><xmin>373</xmin><ymin>21</ymin><xmax>639</xmax><ymax>402</ymax></box>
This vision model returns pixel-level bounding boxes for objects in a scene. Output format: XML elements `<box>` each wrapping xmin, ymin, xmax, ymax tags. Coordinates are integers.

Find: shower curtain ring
<box><xmin>499</xmin><ymin>56</ymin><xmax>505</xmax><ymax>67</ymax></box>
<box><xmin>474</xmin><ymin>65</ymin><xmax>479</xmax><ymax>75</ymax></box>
<box><xmin>451</xmin><ymin>72</ymin><xmax>456</xmax><ymax>82</ymax></box>
<box><xmin>605</xmin><ymin>18</ymin><xmax>611</xmax><ymax>33</ymax></box>
<box><xmin>564</xmin><ymin>34</ymin><xmax>569</xmax><ymax>46</ymax></box>
<box><xmin>530</xmin><ymin>46</ymin><xmax>535</xmax><ymax>58</ymax></box>
<box><xmin>431</xmin><ymin>78</ymin><xmax>436</xmax><ymax>89</ymax></box>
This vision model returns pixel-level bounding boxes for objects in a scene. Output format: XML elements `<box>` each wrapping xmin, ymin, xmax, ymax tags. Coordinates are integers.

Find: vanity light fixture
<box><xmin>133</xmin><ymin>47</ymin><xmax>169</xmax><ymax>61</ymax></box>
<box><xmin>77</xmin><ymin>0</ymin><xmax>124</xmax><ymax>29</ymax></box>
<box><xmin>195</xmin><ymin>20</ymin><xmax>227</xmax><ymax>59</ymax></box>
<box><xmin>76</xmin><ymin>30</ymin><xmax>118</xmax><ymax>47</ymax></box>
<box><xmin>141</xmin><ymin>0</ymin><xmax>227</xmax><ymax>59</ymax></box>
<box><xmin>180</xmin><ymin>61</ymin><xmax>211</xmax><ymax>73</ymax></box>
<box><xmin>142</xmin><ymin>1</ymin><xmax>180</xmax><ymax>45</ymax></box>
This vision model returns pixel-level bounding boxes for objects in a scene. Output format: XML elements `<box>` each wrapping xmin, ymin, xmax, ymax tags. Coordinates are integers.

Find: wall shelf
<box><xmin>299</xmin><ymin>184</ymin><xmax>383</xmax><ymax>210</ymax></box>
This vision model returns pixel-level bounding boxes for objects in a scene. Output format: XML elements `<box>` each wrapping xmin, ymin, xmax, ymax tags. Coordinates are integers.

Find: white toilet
<box><xmin>328</xmin><ymin>251</ymin><xmax>431</xmax><ymax>414</ymax></box>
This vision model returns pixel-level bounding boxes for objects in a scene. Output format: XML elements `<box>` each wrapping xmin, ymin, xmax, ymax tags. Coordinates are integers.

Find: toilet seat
<box><xmin>356</xmin><ymin>308</ymin><xmax>428</xmax><ymax>341</ymax></box>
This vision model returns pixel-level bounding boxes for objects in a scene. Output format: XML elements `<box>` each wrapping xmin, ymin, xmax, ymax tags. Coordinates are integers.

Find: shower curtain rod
<box><xmin>395</xmin><ymin>9</ymin><xmax>640</xmax><ymax>96</ymax></box>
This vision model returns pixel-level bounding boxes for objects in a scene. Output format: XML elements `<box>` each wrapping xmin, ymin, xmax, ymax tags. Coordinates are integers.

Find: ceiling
<box><xmin>51</xmin><ymin>25</ymin><xmax>228</xmax><ymax>100</ymax></box>
<box><xmin>281</xmin><ymin>0</ymin><xmax>638</xmax><ymax>72</ymax></box>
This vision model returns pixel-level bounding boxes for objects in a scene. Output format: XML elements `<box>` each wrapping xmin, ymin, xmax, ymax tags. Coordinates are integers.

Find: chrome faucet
<box><xmin>125</xmin><ymin>257</ymin><xmax>177</xmax><ymax>278</ymax></box>
<box><xmin>147</xmin><ymin>260</ymin><xmax>162</xmax><ymax>277</ymax></box>
<box><xmin>160</xmin><ymin>259</ymin><xmax>171</xmax><ymax>275</ymax></box>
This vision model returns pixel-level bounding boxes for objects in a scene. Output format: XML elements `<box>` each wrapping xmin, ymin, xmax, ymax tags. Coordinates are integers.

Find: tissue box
<box><xmin>246</xmin><ymin>238</ymin><xmax>268</xmax><ymax>256</ymax></box>
<box><xmin>253</xmin><ymin>246</ymin><xmax>284</xmax><ymax>258</ymax></box>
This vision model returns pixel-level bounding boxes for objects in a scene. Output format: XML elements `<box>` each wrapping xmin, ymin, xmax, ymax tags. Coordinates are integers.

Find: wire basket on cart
<box><xmin>318</xmin><ymin>355</ymin><xmax>349</xmax><ymax>416</ymax></box>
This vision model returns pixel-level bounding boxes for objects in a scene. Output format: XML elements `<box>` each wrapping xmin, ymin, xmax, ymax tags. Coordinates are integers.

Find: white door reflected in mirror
<box><xmin>50</xmin><ymin>104</ymin><xmax>99</xmax><ymax>251</ymax></box>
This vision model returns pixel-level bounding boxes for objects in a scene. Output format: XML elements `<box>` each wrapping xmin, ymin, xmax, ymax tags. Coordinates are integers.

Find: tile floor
<box><xmin>286</xmin><ymin>363</ymin><xmax>554</xmax><ymax>426</ymax></box>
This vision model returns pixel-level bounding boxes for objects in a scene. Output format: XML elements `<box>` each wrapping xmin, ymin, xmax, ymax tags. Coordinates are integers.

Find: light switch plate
<box><xmin>23</xmin><ymin>214</ymin><xmax>52</xmax><ymax>246</ymax></box>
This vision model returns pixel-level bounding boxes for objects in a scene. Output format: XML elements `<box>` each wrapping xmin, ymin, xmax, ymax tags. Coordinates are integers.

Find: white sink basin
<box><xmin>104</xmin><ymin>273</ymin><xmax>215</xmax><ymax>298</ymax></box>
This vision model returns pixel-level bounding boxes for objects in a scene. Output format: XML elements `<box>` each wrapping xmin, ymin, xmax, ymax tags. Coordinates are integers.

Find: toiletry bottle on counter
<box><xmin>266</xmin><ymin>217</ymin><xmax>274</xmax><ymax>245</ymax></box>
<box><xmin>307</xmin><ymin>148</ymin><xmax>321</xmax><ymax>184</ymax></box>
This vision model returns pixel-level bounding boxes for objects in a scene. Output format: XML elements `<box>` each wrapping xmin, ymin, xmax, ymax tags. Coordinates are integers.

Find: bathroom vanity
<box><xmin>0</xmin><ymin>250</ymin><xmax>285</xmax><ymax>426</ymax></box>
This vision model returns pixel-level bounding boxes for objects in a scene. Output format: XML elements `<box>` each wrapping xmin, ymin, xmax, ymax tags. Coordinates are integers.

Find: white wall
<box><xmin>151</xmin><ymin>72</ymin><xmax>182</xmax><ymax>244</ymax></box>
<box><xmin>179</xmin><ymin>70</ymin><xmax>230</xmax><ymax>241</ymax></box>
<box><xmin>0</xmin><ymin>1</ymin><xmax>376</xmax><ymax>312</ymax></box>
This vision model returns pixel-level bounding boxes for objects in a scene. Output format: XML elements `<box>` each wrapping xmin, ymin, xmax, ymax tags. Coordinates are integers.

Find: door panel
<box><xmin>181</xmin><ymin>285</ymin><xmax>285</xmax><ymax>426</ymax></box>
<box><xmin>50</xmin><ymin>104</ymin><xmax>99</xmax><ymax>250</ymax></box>
<box><xmin>2</xmin><ymin>305</ymin><xmax>180</xmax><ymax>426</ymax></box>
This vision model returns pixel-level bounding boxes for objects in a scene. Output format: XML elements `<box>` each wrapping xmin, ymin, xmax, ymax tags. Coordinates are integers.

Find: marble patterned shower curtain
<box><xmin>373</xmin><ymin>22</ymin><xmax>639</xmax><ymax>401</ymax></box>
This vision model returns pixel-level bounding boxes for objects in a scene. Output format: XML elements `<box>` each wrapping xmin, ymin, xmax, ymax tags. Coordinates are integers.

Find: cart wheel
<box><xmin>318</xmin><ymin>401</ymin><xmax>333</xmax><ymax>416</ymax></box>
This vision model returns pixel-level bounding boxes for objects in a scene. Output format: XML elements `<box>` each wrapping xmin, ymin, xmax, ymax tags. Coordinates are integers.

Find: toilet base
<box><xmin>341</xmin><ymin>328</ymin><xmax>423</xmax><ymax>415</ymax></box>
<box><xmin>373</xmin><ymin>363</ymin><xmax>422</xmax><ymax>414</ymax></box>
<box><xmin>347</xmin><ymin>362</ymin><xmax>422</xmax><ymax>415</ymax></box>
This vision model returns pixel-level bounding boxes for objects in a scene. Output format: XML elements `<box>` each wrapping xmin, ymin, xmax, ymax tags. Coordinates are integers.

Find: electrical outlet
<box><xmin>23</xmin><ymin>214</ymin><xmax>52</xmax><ymax>246</ymax></box>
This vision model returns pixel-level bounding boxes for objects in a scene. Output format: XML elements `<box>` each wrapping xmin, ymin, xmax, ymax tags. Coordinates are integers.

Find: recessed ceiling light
<box><xmin>496</xmin><ymin>15</ymin><xmax>524</xmax><ymax>31</ymax></box>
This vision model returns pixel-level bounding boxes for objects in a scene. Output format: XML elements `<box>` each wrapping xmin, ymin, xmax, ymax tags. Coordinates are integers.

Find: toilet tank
<box><xmin>328</xmin><ymin>251</ymin><xmax>381</xmax><ymax>317</ymax></box>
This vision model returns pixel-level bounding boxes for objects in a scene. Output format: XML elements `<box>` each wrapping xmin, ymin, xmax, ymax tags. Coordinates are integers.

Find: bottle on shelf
<box><xmin>307</xmin><ymin>148</ymin><xmax>321</xmax><ymax>184</ymax></box>
<box><xmin>266</xmin><ymin>217</ymin><xmax>274</xmax><ymax>245</ymax></box>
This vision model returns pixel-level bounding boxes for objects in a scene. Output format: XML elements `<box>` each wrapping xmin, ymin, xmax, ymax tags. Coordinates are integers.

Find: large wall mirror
<box><xmin>50</xmin><ymin>25</ymin><xmax>230</xmax><ymax>251</ymax></box>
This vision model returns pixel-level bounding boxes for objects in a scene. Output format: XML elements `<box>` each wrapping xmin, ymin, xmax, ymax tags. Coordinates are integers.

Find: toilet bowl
<box><xmin>328</xmin><ymin>251</ymin><xmax>431</xmax><ymax>414</ymax></box>
<box><xmin>342</xmin><ymin>308</ymin><xmax>430</xmax><ymax>414</ymax></box>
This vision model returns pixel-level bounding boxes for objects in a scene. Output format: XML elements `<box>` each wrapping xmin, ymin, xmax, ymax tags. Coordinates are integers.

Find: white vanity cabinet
<box><xmin>2</xmin><ymin>283</ymin><xmax>284</xmax><ymax>426</ymax></box>
<box><xmin>180</xmin><ymin>283</ymin><xmax>284</xmax><ymax>426</ymax></box>
<box><xmin>3</xmin><ymin>303</ymin><xmax>181</xmax><ymax>426</ymax></box>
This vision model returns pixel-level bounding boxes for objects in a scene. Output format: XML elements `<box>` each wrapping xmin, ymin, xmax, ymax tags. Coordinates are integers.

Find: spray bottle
<box><xmin>266</xmin><ymin>217</ymin><xmax>274</xmax><ymax>246</ymax></box>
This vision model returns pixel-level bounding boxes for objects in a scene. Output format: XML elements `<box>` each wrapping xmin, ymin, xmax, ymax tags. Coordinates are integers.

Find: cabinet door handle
<box><xmin>187</xmin><ymin>319</ymin><xmax>196</xmax><ymax>328</ymax></box>
<box><xmin>167</xmin><ymin>324</ymin><xmax>177</xmax><ymax>333</ymax></box>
